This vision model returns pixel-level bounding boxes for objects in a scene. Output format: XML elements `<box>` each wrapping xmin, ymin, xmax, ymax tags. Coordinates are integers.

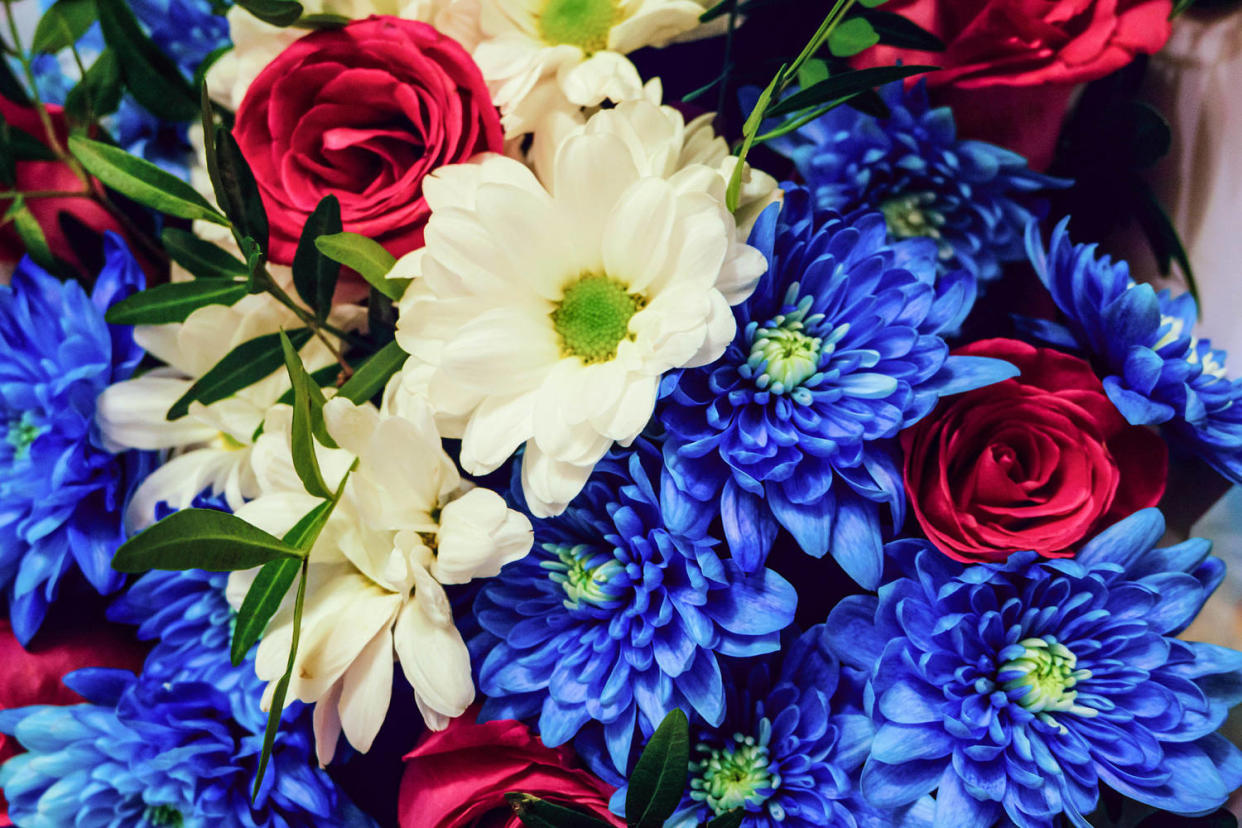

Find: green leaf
<box><xmin>105</xmin><ymin>279</ymin><xmax>249</xmax><ymax>325</ymax></box>
<box><xmin>1171</xmin><ymin>0</ymin><xmax>1197</xmax><ymax>16</ymax></box>
<box><xmin>0</xmin><ymin>123</ymin><xmax>14</xmax><ymax>186</ymax></box>
<box><xmin>860</xmin><ymin>9</ymin><xmax>946</xmax><ymax>51</ymax></box>
<box><xmin>193</xmin><ymin>43</ymin><xmax>232</xmax><ymax>92</ymax></box>
<box><xmin>65</xmin><ymin>48</ymin><xmax>123</xmax><ymax>122</ymax></box>
<box><xmin>625</xmin><ymin>709</ymin><xmax>690</xmax><ymax>828</ymax></box>
<box><xmin>827</xmin><ymin>16</ymin><xmax>879</xmax><ymax>57</ymax></box>
<box><xmin>4</xmin><ymin>119</ymin><xmax>56</xmax><ymax>161</ymax></box>
<box><xmin>766</xmin><ymin>64</ymin><xmax>937</xmax><ymax>118</ymax></box>
<box><xmin>335</xmin><ymin>340</ymin><xmax>407</xmax><ymax>404</ymax></box>
<box><xmin>68</xmin><ymin>135</ymin><xmax>228</xmax><ymax>225</ymax></box>
<box><xmin>162</xmin><ymin>227</ymin><xmax>248</xmax><ymax>280</ymax></box>
<box><xmin>314</xmin><ymin>232</ymin><xmax>403</xmax><ymax>299</ymax></box>
<box><xmin>293</xmin><ymin>12</ymin><xmax>351</xmax><ymax>28</ymax></box>
<box><xmin>0</xmin><ymin>57</ymin><xmax>31</xmax><ymax>107</ymax></box>
<box><xmin>32</xmin><ymin>0</ymin><xmax>97</xmax><ymax>54</ymax></box>
<box><xmin>111</xmin><ymin>507</ymin><xmax>302</xmax><ymax>573</ymax></box>
<box><xmin>292</xmin><ymin>194</ymin><xmax>342</xmax><ymax>320</ymax></box>
<box><xmin>1134</xmin><ymin>178</ymin><xmax>1199</xmax><ymax>310</ymax></box>
<box><xmin>504</xmin><ymin>794</ymin><xmax>614</xmax><ymax>828</ymax></box>
<box><xmin>238</xmin><ymin>0</ymin><xmax>303</xmax><ymax>26</ymax></box>
<box><xmin>97</xmin><ymin>0</ymin><xmax>198</xmax><ymax>121</ymax></box>
<box><xmin>706</xmin><ymin>811</ymin><xmax>745</xmax><ymax>828</ymax></box>
<box><xmin>796</xmin><ymin>57</ymin><xmax>829</xmax><ymax>91</ymax></box>
<box><xmin>727</xmin><ymin>67</ymin><xmax>783</xmax><ymax>211</ymax></box>
<box><xmin>858</xmin><ymin>0</ymin><xmax>888</xmax><ymax>7</ymax></box>
<box><xmin>166</xmin><ymin>328</ymin><xmax>312</xmax><ymax>420</ymax></box>
<box><xmin>276</xmin><ymin>362</ymin><xmax>342</xmax><ymax>406</ymax></box>
<box><xmin>253</xmin><ymin>559</ymin><xmax>307</xmax><ymax>799</ymax></box>
<box><xmin>213</xmin><ymin>125</ymin><xmax>269</xmax><ymax>251</ymax></box>
<box><xmin>279</xmin><ymin>330</ymin><xmax>336</xmax><ymax>498</ymax></box>
<box><xmin>8</xmin><ymin>198</ymin><xmax>55</xmax><ymax>271</ymax></box>
<box><xmin>1127</xmin><ymin>101</ymin><xmax>1172</xmax><ymax>170</ymax></box>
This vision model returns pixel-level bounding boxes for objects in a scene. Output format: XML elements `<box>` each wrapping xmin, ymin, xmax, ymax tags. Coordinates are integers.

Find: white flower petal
<box><xmin>433</xmin><ymin>487</ymin><xmax>532</xmax><ymax>583</ymax></box>
<box><xmin>392</xmin><ymin>573</ymin><xmax>474</xmax><ymax>721</ymax></box>
<box><xmin>96</xmin><ymin>376</ymin><xmax>219</xmax><ymax>451</ymax></box>
<box><xmin>520</xmin><ymin>444</ymin><xmax>598</xmax><ymax>518</ymax></box>
<box><xmin>338</xmin><ymin>626</ymin><xmax>395</xmax><ymax>754</ymax></box>
<box><xmin>556</xmin><ymin>51</ymin><xmax>643</xmax><ymax>107</ymax></box>
<box><xmin>603</xmin><ymin>178</ymin><xmax>677</xmax><ymax>292</ymax></box>
<box><xmin>313</xmin><ymin>679</ymin><xmax>344</xmax><ymax>767</ymax></box>
<box><xmin>459</xmin><ymin>391</ymin><xmax>538</xmax><ymax>475</ymax></box>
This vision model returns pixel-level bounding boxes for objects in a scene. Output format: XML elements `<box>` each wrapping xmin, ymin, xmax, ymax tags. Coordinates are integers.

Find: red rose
<box><xmin>852</xmin><ymin>0</ymin><xmax>1173</xmax><ymax>169</ymax></box>
<box><xmin>399</xmin><ymin>708</ymin><xmax>624</xmax><ymax>828</ymax></box>
<box><xmin>0</xmin><ymin>617</ymin><xmax>145</xmax><ymax>824</ymax></box>
<box><xmin>0</xmin><ymin>96</ymin><xmax>128</xmax><ymax>275</ymax></box>
<box><xmin>234</xmin><ymin>16</ymin><xmax>503</xmax><ymax>265</ymax></box>
<box><xmin>902</xmin><ymin>338</ymin><xmax>1167</xmax><ymax>563</ymax></box>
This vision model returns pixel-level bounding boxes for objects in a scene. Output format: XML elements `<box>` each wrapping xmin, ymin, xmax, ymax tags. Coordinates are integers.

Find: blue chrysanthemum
<box><xmin>471</xmin><ymin>439</ymin><xmax>797</xmax><ymax>775</ymax></box>
<box><xmin>827</xmin><ymin>508</ymin><xmax>1242</xmax><ymax>828</ymax></box>
<box><xmin>0</xmin><ymin>667</ymin><xmax>375</xmax><ymax>828</ymax></box>
<box><xmin>761</xmin><ymin>80</ymin><xmax>1066</xmax><ymax>282</ymax></box>
<box><xmin>591</xmin><ymin>625</ymin><xmax>932</xmax><ymax>828</ymax></box>
<box><xmin>1024</xmin><ymin>217</ymin><xmax>1242</xmax><ymax>484</ymax></box>
<box><xmin>0</xmin><ymin>236</ymin><xmax>152</xmax><ymax>644</ymax></box>
<box><xmin>658</xmin><ymin>191</ymin><xmax>1016</xmax><ymax>588</ymax></box>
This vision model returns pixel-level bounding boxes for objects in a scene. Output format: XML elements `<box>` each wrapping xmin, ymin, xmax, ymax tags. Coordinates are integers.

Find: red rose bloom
<box><xmin>399</xmin><ymin>708</ymin><xmax>624</xmax><ymax>828</ymax></box>
<box><xmin>235</xmin><ymin>16</ymin><xmax>503</xmax><ymax>264</ymax></box>
<box><xmin>852</xmin><ymin>0</ymin><xmax>1173</xmax><ymax>169</ymax></box>
<box><xmin>902</xmin><ymin>338</ymin><xmax>1167</xmax><ymax>563</ymax></box>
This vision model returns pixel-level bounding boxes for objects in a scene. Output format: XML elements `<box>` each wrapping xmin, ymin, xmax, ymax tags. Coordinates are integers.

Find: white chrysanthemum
<box><xmin>229</xmin><ymin>395</ymin><xmax>532</xmax><ymax>764</ymax></box>
<box><xmin>96</xmin><ymin>293</ymin><xmax>359</xmax><ymax>528</ymax></box>
<box><xmin>392</xmin><ymin>131</ymin><xmax>767</xmax><ymax>517</ymax></box>
<box><xmin>528</xmin><ymin>80</ymin><xmax>781</xmax><ymax>235</ymax></box>
<box><xmin>472</xmin><ymin>0</ymin><xmax>705</xmax><ymax>135</ymax></box>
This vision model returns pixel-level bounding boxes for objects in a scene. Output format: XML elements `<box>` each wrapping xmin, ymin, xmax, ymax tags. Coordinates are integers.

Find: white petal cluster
<box><xmin>229</xmin><ymin>392</ymin><xmax>531</xmax><ymax>764</ymax></box>
<box><xmin>391</xmin><ymin>122</ymin><xmax>767</xmax><ymax>517</ymax></box>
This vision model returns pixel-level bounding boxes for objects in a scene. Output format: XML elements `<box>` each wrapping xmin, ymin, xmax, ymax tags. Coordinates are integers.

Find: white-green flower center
<box><xmin>1000</xmin><ymin>636</ymin><xmax>1096</xmax><ymax>731</ymax></box>
<box><xmin>689</xmin><ymin>725</ymin><xmax>780</xmax><ymax>817</ymax></box>
<box><xmin>541</xmin><ymin>543</ymin><xmax>620</xmax><ymax>609</ymax></box>
<box><xmin>537</xmin><ymin>0</ymin><xmax>619</xmax><ymax>52</ymax></box>
<box><xmin>551</xmin><ymin>274</ymin><xmax>644</xmax><ymax>364</ymax></box>
<box><xmin>5</xmin><ymin>412</ymin><xmax>44</xmax><ymax>462</ymax></box>
<box><xmin>743</xmin><ymin>291</ymin><xmax>849</xmax><ymax>400</ymax></box>
<box><xmin>750</xmin><ymin>327</ymin><xmax>822</xmax><ymax>391</ymax></box>
<box><xmin>880</xmin><ymin>192</ymin><xmax>944</xmax><ymax>240</ymax></box>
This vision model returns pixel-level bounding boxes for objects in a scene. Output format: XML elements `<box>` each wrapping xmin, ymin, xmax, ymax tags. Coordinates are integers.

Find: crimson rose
<box><xmin>234</xmin><ymin>16</ymin><xmax>503</xmax><ymax>264</ymax></box>
<box><xmin>852</xmin><ymin>0</ymin><xmax>1173</xmax><ymax>169</ymax></box>
<box><xmin>902</xmin><ymin>338</ymin><xmax>1167</xmax><ymax>563</ymax></box>
<box><xmin>399</xmin><ymin>708</ymin><xmax>623</xmax><ymax>828</ymax></box>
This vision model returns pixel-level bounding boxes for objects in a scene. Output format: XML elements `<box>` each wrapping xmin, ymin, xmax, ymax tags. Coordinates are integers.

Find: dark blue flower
<box><xmin>1024</xmin><ymin>217</ymin><xmax>1242</xmax><ymax>484</ymax></box>
<box><xmin>658</xmin><ymin>191</ymin><xmax>1016</xmax><ymax>588</ymax></box>
<box><xmin>0</xmin><ymin>236</ymin><xmax>152</xmax><ymax>644</ymax></box>
<box><xmin>0</xmin><ymin>667</ymin><xmax>375</xmax><ymax>828</ymax></box>
<box><xmin>762</xmin><ymin>81</ymin><xmax>1066</xmax><ymax>283</ymax></box>
<box><xmin>471</xmin><ymin>439</ymin><xmax>797</xmax><ymax>775</ymax></box>
<box><xmin>826</xmin><ymin>509</ymin><xmax>1242</xmax><ymax>828</ymax></box>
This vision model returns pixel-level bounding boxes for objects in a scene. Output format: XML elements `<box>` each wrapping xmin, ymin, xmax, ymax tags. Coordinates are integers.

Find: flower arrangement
<box><xmin>1</xmin><ymin>0</ymin><xmax>1239</xmax><ymax>827</ymax></box>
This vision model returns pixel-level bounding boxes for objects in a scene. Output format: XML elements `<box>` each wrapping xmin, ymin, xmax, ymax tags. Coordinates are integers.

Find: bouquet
<box><xmin>1</xmin><ymin>0</ymin><xmax>1240</xmax><ymax>826</ymax></box>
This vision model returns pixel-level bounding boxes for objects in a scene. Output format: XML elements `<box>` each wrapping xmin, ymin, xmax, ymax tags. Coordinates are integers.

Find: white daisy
<box><xmin>472</xmin><ymin>0</ymin><xmax>705</xmax><ymax>136</ymax></box>
<box><xmin>228</xmin><ymin>395</ymin><xmax>531</xmax><ymax>764</ymax></box>
<box><xmin>95</xmin><ymin>292</ymin><xmax>359</xmax><ymax>528</ymax></box>
<box><xmin>392</xmin><ymin>130</ymin><xmax>767</xmax><ymax>517</ymax></box>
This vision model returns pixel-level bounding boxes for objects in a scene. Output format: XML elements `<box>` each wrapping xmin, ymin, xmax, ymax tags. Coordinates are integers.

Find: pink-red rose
<box><xmin>852</xmin><ymin>0</ymin><xmax>1174</xmax><ymax>169</ymax></box>
<box><xmin>902</xmin><ymin>338</ymin><xmax>1167</xmax><ymax>563</ymax></box>
<box><xmin>399</xmin><ymin>708</ymin><xmax>624</xmax><ymax>828</ymax></box>
<box><xmin>235</xmin><ymin>16</ymin><xmax>503</xmax><ymax>265</ymax></box>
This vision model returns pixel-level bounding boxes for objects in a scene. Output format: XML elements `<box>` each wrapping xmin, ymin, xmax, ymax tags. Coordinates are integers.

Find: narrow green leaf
<box><xmin>200</xmin><ymin>81</ymin><xmax>225</xmax><ymax>209</ymax></box>
<box><xmin>279</xmin><ymin>330</ymin><xmax>335</xmax><ymax>498</ymax></box>
<box><xmin>32</xmin><ymin>0</ymin><xmax>97</xmax><ymax>54</ymax></box>
<box><xmin>626</xmin><ymin>709</ymin><xmax>690</xmax><ymax>828</ymax></box>
<box><xmin>230</xmin><ymin>557</ymin><xmax>299</xmax><ymax>666</ymax></box>
<box><xmin>292</xmin><ymin>194</ymin><xmax>342</xmax><ymax>320</ymax></box>
<box><xmin>1134</xmin><ymin>179</ymin><xmax>1199</xmax><ymax>310</ymax></box>
<box><xmin>796</xmin><ymin>58</ymin><xmax>829</xmax><ymax>91</ymax></box>
<box><xmin>253</xmin><ymin>559</ymin><xmax>307</xmax><ymax>799</ymax></box>
<box><xmin>728</xmin><ymin>68</ymin><xmax>783</xmax><ymax>211</ymax></box>
<box><xmin>69</xmin><ymin>135</ymin><xmax>228</xmax><ymax>225</ymax></box>
<box><xmin>504</xmin><ymin>794</ymin><xmax>613</xmax><ymax>828</ymax></box>
<box><xmin>213</xmin><ymin>125</ymin><xmax>269</xmax><ymax>251</ymax></box>
<box><xmin>706</xmin><ymin>811</ymin><xmax>745</xmax><ymax>828</ymax></box>
<box><xmin>65</xmin><ymin>49</ymin><xmax>123</xmax><ymax>122</ymax></box>
<box><xmin>1171</xmin><ymin>0</ymin><xmax>1197</xmax><ymax>16</ymax></box>
<box><xmin>162</xmin><ymin>227</ymin><xmax>248</xmax><ymax>280</ymax></box>
<box><xmin>105</xmin><ymin>279</ymin><xmax>249</xmax><ymax>325</ymax></box>
<box><xmin>166</xmin><ymin>328</ymin><xmax>312</xmax><ymax>420</ymax></box>
<box><xmin>96</xmin><ymin>0</ymin><xmax>198</xmax><ymax>121</ymax></box>
<box><xmin>193</xmin><ymin>43</ymin><xmax>232</xmax><ymax>92</ymax></box>
<box><xmin>858</xmin><ymin>0</ymin><xmax>888</xmax><ymax>7</ymax></box>
<box><xmin>4</xmin><ymin>119</ymin><xmax>57</xmax><ymax>161</ymax></box>
<box><xmin>238</xmin><ymin>0</ymin><xmax>303</xmax><ymax>26</ymax></box>
<box><xmin>827</xmin><ymin>16</ymin><xmax>879</xmax><ymax>57</ymax></box>
<box><xmin>335</xmin><ymin>340</ymin><xmax>407</xmax><ymax>404</ymax></box>
<box><xmin>111</xmin><ymin>508</ymin><xmax>302</xmax><ymax>573</ymax></box>
<box><xmin>9</xmin><ymin>198</ymin><xmax>55</xmax><ymax>271</ymax></box>
<box><xmin>0</xmin><ymin>120</ymin><xmax>15</xmax><ymax>186</ymax></box>
<box><xmin>314</xmin><ymin>232</ymin><xmax>403</xmax><ymax>299</ymax></box>
<box><xmin>766</xmin><ymin>64</ymin><xmax>937</xmax><ymax>118</ymax></box>
<box><xmin>276</xmin><ymin>363</ymin><xmax>343</xmax><ymax>406</ymax></box>
<box><xmin>0</xmin><ymin>57</ymin><xmax>31</xmax><ymax>107</ymax></box>
<box><xmin>860</xmin><ymin>9</ymin><xmax>946</xmax><ymax>51</ymax></box>
<box><xmin>293</xmin><ymin>12</ymin><xmax>350</xmax><ymax>28</ymax></box>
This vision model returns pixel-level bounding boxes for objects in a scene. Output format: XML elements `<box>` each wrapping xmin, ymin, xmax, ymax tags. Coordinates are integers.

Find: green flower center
<box><xmin>880</xmin><ymin>192</ymin><xmax>944</xmax><ymax>240</ymax></box>
<box><xmin>551</xmin><ymin>274</ymin><xmax>644</xmax><ymax>365</ymax></box>
<box><xmin>689</xmin><ymin>727</ymin><xmax>780</xmax><ymax>816</ymax></box>
<box><xmin>145</xmin><ymin>805</ymin><xmax>183</xmax><ymax>826</ymax></box>
<box><xmin>537</xmin><ymin>0</ymin><xmax>619</xmax><ymax>52</ymax></box>
<box><xmin>744</xmin><ymin>289</ymin><xmax>848</xmax><ymax>400</ymax></box>
<box><xmin>999</xmin><ymin>636</ymin><xmax>1096</xmax><ymax>731</ymax></box>
<box><xmin>5</xmin><ymin>412</ymin><xmax>45</xmax><ymax>462</ymax></box>
<box><xmin>541</xmin><ymin>543</ymin><xmax>621</xmax><ymax>609</ymax></box>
